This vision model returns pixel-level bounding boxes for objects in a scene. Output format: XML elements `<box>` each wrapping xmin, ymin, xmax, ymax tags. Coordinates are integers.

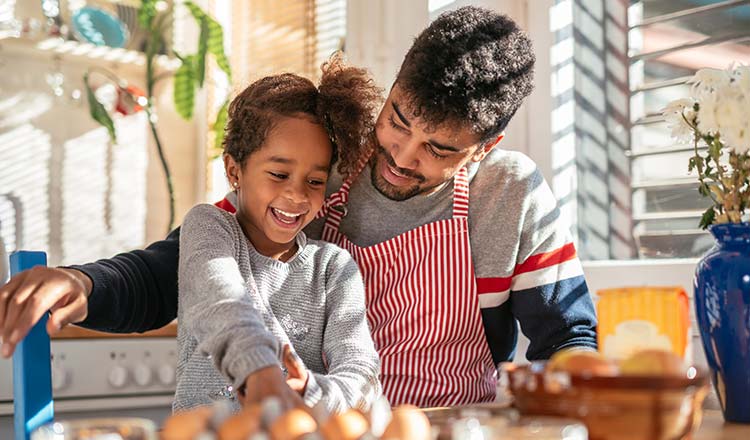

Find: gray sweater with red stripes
<box><xmin>75</xmin><ymin>148</ymin><xmax>596</xmax><ymax>372</ymax></box>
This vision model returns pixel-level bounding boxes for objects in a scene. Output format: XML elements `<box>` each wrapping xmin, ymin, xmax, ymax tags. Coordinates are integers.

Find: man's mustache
<box><xmin>376</xmin><ymin>145</ymin><xmax>426</xmax><ymax>182</ymax></box>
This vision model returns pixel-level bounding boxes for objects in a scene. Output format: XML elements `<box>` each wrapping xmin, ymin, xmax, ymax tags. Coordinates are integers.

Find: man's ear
<box><xmin>471</xmin><ymin>133</ymin><xmax>504</xmax><ymax>162</ymax></box>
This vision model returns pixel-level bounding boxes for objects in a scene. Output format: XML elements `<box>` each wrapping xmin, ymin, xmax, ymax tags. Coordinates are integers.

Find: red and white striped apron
<box><xmin>320</xmin><ymin>155</ymin><xmax>496</xmax><ymax>407</ymax></box>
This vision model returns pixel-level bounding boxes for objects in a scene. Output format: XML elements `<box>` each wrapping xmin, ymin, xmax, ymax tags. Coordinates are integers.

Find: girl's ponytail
<box><xmin>317</xmin><ymin>53</ymin><xmax>383</xmax><ymax>179</ymax></box>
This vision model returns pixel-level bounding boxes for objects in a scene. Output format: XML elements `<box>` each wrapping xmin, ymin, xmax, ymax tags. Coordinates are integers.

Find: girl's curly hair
<box><xmin>223</xmin><ymin>53</ymin><xmax>383</xmax><ymax>178</ymax></box>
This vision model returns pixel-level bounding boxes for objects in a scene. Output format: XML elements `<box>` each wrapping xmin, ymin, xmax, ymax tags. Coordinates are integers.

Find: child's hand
<box><xmin>283</xmin><ymin>344</ymin><xmax>309</xmax><ymax>395</ymax></box>
<box><xmin>239</xmin><ymin>365</ymin><xmax>305</xmax><ymax>411</ymax></box>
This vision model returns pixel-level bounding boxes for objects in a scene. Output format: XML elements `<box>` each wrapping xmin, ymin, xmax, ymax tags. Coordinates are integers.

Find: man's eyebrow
<box><xmin>392</xmin><ymin>102</ymin><xmax>411</xmax><ymax>128</ymax></box>
<box><xmin>427</xmin><ymin>139</ymin><xmax>460</xmax><ymax>153</ymax></box>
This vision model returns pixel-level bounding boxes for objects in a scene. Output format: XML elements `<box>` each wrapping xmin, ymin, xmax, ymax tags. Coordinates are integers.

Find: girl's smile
<box><xmin>225</xmin><ymin>115</ymin><xmax>332</xmax><ymax>261</ymax></box>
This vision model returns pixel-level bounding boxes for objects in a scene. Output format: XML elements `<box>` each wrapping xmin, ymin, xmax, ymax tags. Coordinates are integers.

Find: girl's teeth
<box><xmin>273</xmin><ymin>208</ymin><xmax>300</xmax><ymax>223</ymax></box>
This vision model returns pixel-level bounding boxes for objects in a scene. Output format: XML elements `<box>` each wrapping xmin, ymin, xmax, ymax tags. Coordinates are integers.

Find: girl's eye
<box><xmin>388</xmin><ymin>115</ymin><xmax>408</xmax><ymax>133</ymax></box>
<box><xmin>308</xmin><ymin>179</ymin><xmax>325</xmax><ymax>186</ymax></box>
<box><xmin>269</xmin><ymin>172</ymin><xmax>287</xmax><ymax>180</ymax></box>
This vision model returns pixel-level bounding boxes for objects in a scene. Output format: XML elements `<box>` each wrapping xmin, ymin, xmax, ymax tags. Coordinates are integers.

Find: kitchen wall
<box><xmin>0</xmin><ymin>40</ymin><xmax>202</xmax><ymax>269</ymax></box>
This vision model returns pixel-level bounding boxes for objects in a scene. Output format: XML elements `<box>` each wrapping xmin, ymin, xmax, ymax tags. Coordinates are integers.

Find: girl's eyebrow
<box><xmin>267</xmin><ymin>156</ymin><xmax>328</xmax><ymax>172</ymax></box>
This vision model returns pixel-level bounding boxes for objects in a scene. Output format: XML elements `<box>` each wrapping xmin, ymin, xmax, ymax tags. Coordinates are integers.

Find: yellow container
<box><xmin>596</xmin><ymin>286</ymin><xmax>690</xmax><ymax>360</ymax></box>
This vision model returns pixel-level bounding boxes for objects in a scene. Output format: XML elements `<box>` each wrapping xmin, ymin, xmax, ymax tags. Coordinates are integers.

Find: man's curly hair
<box><xmin>395</xmin><ymin>6</ymin><xmax>535</xmax><ymax>144</ymax></box>
<box><xmin>223</xmin><ymin>53</ymin><xmax>382</xmax><ymax>178</ymax></box>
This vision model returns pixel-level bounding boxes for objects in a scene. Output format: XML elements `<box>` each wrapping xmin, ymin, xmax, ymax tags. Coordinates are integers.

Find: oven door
<box><xmin>0</xmin><ymin>334</ymin><xmax>177</xmax><ymax>438</ymax></box>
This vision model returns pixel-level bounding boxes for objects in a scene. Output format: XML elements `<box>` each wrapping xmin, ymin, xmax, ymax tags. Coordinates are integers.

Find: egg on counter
<box><xmin>320</xmin><ymin>409</ymin><xmax>369</xmax><ymax>440</ymax></box>
<box><xmin>160</xmin><ymin>406</ymin><xmax>214</xmax><ymax>440</ymax></box>
<box><xmin>269</xmin><ymin>408</ymin><xmax>318</xmax><ymax>440</ymax></box>
<box><xmin>381</xmin><ymin>405</ymin><xmax>431</xmax><ymax>440</ymax></box>
<box><xmin>218</xmin><ymin>404</ymin><xmax>263</xmax><ymax>440</ymax></box>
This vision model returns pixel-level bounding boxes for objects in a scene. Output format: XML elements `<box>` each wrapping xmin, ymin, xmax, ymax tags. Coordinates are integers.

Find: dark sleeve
<box><xmin>70</xmin><ymin>227</ymin><xmax>181</xmax><ymax>333</ymax></box>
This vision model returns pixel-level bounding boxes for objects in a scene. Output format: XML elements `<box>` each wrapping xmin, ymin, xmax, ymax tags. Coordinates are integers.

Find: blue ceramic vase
<box><xmin>694</xmin><ymin>222</ymin><xmax>750</xmax><ymax>423</ymax></box>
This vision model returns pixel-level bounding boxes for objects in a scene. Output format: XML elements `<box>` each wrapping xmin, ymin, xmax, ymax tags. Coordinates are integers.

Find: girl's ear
<box><xmin>224</xmin><ymin>155</ymin><xmax>241</xmax><ymax>189</ymax></box>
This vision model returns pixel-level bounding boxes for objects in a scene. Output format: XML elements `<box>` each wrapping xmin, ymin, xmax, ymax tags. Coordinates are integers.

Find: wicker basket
<box><xmin>507</xmin><ymin>363</ymin><xmax>710</xmax><ymax>440</ymax></box>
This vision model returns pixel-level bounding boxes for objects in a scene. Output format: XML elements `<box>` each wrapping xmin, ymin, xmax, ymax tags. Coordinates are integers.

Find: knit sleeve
<box><xmin>302</xmin><ymin>248</ymin><xmax>381</xmax><ymax>412</ymax></box>
<box><xmin>179</xmin><ymin>204</ymin><xmax>281</xmax><ymax>389</ymax></box>
<box><xmin>509</xmin><ymin>169</ymin><xmax>598</xmax><ymax>360</ymax></box>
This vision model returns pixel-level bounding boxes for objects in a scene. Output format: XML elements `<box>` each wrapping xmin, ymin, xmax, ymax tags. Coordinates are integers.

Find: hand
<box><xmin>239</xmin><ymin>365</ymin><xmax>306</xmax><ymax>411</ymax></box>
<box><xmin>0</xmin><ymin>267</ymin><xmax>92</xmax><ymax>358</ymax></box>
<box><xmin>283</xmin><ymin>344</ymin><xmax>309</xmax><ymax>395</ymax></box>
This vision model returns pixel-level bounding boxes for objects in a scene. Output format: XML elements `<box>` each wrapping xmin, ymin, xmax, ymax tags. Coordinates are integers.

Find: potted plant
<box><xmin>662</xmin><ymin>64</ymin><xmax>750</xmax><ymax>423</ymax></box>
<box><xmin>84</xmin><ymin>0</ymin><xmax>231</xmax><ymax>233</ymax></box>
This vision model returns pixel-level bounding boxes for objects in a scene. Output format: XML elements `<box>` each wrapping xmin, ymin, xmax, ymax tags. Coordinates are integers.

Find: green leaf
<box><xmin>174</xmin><ymin>55</ymin><xmax>195</xmax><ymax>120</ymax></box>
<box><xmin>185</xmin><ymin>1</ymin><xmax>232</xmax><ymax>80</ymax></box>
<box><xmin>84</xmin><ymin>73</ymin><xmax>117</xmax><ymax>143</ymax></box>
<box><xmin>698</xmin><ymin>183</ymin><xmax>709</xmax><ymax>197</ymax></box>
<box><xmin>195</xmin><ymin>18</ymin><xmax>209</xmax><ymax>87</ymax></box>
<box><xmin>688</xmin><ymin>157</ymin><xmax>696</xmax><ymax>172</ymax></box>
<box><xmin>138</xmin><ymin>0</ymin><xmax>158</xmax><ymax>29</ymax></box>
<box><xmin>212</xmin><ymin>98</ymin><xmax>230</xmax><ymax>155</ymax></box>
<box><xmin>699</xmin><ymin>206</ymin><xmax>716</xmax><ymax>230</ymax></box>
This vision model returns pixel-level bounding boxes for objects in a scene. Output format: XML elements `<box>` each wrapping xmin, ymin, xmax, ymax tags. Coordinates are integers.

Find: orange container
<box><xmin>596</xmin><ymin>286</ymin><xmax>690</xmax><ymax>360</ymax></box>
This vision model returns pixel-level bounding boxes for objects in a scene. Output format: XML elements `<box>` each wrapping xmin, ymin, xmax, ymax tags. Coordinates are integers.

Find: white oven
<box><xmin>0</xmin><ymin>331</ymin><xmax>177</xmax><ymax>438</ymax></box>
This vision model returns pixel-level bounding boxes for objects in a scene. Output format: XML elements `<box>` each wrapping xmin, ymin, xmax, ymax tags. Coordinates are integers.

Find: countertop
<box><xmin>695</xmin><ymin>410</ymin><xmax>750</xmax><ymax>439</ymax></box>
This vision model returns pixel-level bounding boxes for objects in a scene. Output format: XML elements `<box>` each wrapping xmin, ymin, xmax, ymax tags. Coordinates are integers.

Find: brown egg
<box><xmin>381</xmin><ymin>405</ymin><xmax>431</xmax><ymax>440</ymax></box>
<box><xmin>547</xmin><ymin>349</ymin><xmax>618</xmax><ymax>376</ymax></box>
<box><xmin>619</xmin><ymin>349</ymin><xmax>687</xmax><ymax>377</ymax></box>
<box><xmin>269</xmin><ymin>408</ymin><xmax>318</xmax><ymax>440</ymax></box>
<box><xmin>320</xmin><ymin>409</ymin><xmax>369</xmax><ymax>440</ymax></box>
<box><xmin>160</xmin><ymin>406</ymin><xmax>213</xmax><ymax>440</ymax></box>
<box><xmin>218</xmin><ymin>404</ymin><xmax>262</xmax><ymax>440</ymax></box>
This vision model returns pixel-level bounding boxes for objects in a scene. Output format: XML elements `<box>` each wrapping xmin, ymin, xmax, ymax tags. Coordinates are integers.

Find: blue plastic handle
<box><xmin>9</xmin><ymin>251</ymin><xmax>54</xmax><ymax>440</ymax></box>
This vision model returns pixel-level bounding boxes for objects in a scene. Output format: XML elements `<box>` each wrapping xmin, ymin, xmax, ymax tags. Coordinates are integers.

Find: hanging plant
<box><xmin>84</xmin><ymin>0</ymin><xmax>232</xmax><ymax>233</ymax></box>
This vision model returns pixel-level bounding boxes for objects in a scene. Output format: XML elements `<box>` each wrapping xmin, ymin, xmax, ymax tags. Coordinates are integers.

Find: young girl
<box><xmin>175</xmin><ymin>55</ymin><xmax>383</xmax><ymax>414</ymax></box>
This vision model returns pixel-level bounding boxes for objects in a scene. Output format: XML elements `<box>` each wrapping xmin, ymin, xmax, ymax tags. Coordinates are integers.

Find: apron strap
<box><xmin>316</xmin><ymin>147</ymin><xmax>373</xmax><ymax>219</ymax></box>
<box><xmin>452</xmin><ymin>167</ymin><xmax>470</xmax><ymax>220</ymax></box>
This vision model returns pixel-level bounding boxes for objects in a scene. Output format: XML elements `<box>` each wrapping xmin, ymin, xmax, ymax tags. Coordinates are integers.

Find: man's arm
<box><xmin>71</xmin><ymin>227</ymin><xmax>181</xmax><ymax>333</ymax></box>
<box><xmin>0</xmin><ymin>228</ymin><xmax>181</xmax><ymax>358</ymax></box>
<box><xmin>510</xmin><ymin>169</ymin><xmax>597</xmax><ymax>360</ymax></box>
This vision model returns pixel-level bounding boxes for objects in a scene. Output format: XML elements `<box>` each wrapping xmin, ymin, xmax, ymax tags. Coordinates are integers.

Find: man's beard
<box><xmin>369</xmin><ymin>145</ymin><xmax>436</xmax><ymax>201</ymax></box>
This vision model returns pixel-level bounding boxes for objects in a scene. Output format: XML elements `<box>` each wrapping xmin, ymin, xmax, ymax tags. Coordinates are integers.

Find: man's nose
<box><xmin>390</xmin><ymin>139</ymin><xmax>419</xmax><ymax>170</ymax></box>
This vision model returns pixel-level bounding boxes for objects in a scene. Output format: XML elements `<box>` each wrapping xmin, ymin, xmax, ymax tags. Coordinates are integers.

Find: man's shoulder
<box><xmin>470</xmin><ymin>148</ymin><xmax>539</xmax><ymax>181</ymax></box>
<box><xmin>468</xmin><ymin>148</ymin><xmax>543</xmax><ymax>200</ymax></box>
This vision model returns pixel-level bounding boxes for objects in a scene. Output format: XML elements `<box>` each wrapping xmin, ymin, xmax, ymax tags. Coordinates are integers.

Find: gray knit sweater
<box><xmin>174</xmin><ymin>204</ymin><xmax>381</xmax><ymax>413</ymax></box>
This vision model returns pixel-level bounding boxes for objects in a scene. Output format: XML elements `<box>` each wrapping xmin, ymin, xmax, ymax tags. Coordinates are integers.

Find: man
<box><xmin>0</xmin><ymin>7</ymin><xmax>596</xmax><ymax>407</ymax></box>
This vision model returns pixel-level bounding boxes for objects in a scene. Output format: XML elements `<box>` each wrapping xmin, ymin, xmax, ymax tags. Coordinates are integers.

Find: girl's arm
<box><xmin>301</xmin><ymin>250</ymin><xmax>381</xmax><ymax>413</ymax></box>
<box><xmin>179</xmin><ymin>204</ymin><xmax>282</xmax><ymax>390</ymax></box>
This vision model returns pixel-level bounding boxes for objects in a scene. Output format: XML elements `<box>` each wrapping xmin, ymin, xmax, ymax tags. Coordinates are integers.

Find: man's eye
<box><xmin>269</xmin><ymin>172</ymin><xmax>287</xmax><ymax>179</ymax></box>
<box><xmin>388</xmin><ymin>116</ymin><xmax>408</xmax><ymax>132</ymax></box>
<box><xmin>425</xmin><ymin>145</ymin><xmax>448</xmax><ymax>159</ymax></box>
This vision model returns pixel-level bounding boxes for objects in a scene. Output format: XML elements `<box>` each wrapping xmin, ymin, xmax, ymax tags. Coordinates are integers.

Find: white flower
<box><xmin>662</xmin><ymin>98</ymin><xmax>696</xmax><ymax>144</ymax></box>
<box><xmin>731</xmin><ymin>65</ymin><xmax>750</xmax><ymax>98</ymax></box>
<box><xmin>689</xmin><ymin>68</ymin><xmax>731</xmax><ymax>100</ymax></box>
<box><xmin>696</xmin><ymin>94</ymin><xmax>719</xmax><ymax>135</ymax></box>
<box><xmin>715</xmin><ymin>95</ymin><xmax>749</xmax><ymax>153</ymax></box>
